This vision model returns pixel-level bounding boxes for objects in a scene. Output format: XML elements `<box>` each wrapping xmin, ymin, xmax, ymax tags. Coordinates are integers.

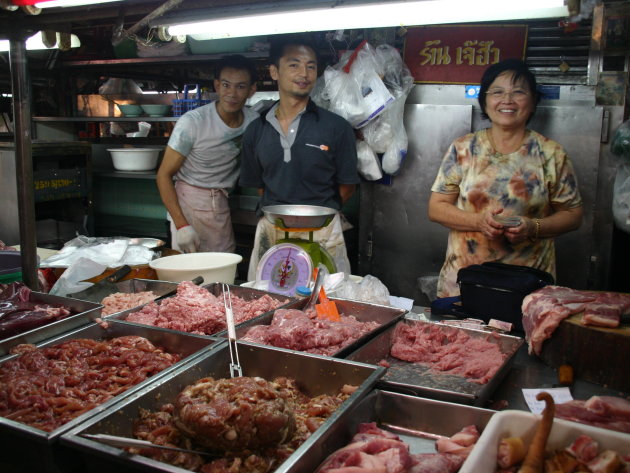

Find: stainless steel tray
<box><xmin>0</xmin><ymin>291</ymin><xmax>102</xmax><ymax>356</ymax></box>
<box><xmin>233</xmin><ymin>297</ymin><xmax>407</xmax><ymax>357</ymax></box>
<box><xmin>346</xmin><ymin>319</ymin><xmax>524</xmax><ymax>406</ymax></box>
<box><xmin>0</xmin><ymin>320</ymin><xmax>220</xmax><ymax>473</ymax></box>
<box><xmin>61</xmin><ymin>342</ymin><xmax>385</xmax><ymax>473</ymax></box>
<box><xmin>110</xmin><ymin>282</ymin><xmax>296</xmax><ymax>335</ymax></box>
<box><xmin>280</xmin><ymin>389</ymin><xmax>496</xmax><ymax>473</ymax></box>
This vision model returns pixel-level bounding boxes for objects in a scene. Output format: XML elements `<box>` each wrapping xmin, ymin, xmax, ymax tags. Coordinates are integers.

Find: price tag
<box><xmin>522</xmin><ymin>387</ymin><xmax>573</xmax><ymax>414</ymax></box>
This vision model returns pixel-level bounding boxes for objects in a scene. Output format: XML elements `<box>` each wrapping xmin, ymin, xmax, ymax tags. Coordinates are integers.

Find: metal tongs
<box><xmin>223</xmin><ymin>283</ymin><xmax>242</xmax><ymax>377</ymax></box>
<box><xmin>82</xmin><ymin>433</ymin><xmax>215</xmax><ymax>457</ymax></box>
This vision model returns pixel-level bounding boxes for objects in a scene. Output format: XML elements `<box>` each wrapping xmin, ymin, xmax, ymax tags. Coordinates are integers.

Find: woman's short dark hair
<box><xmin>269</xmin><ymin>34</ymin><xmax>318</xmax><ymax>68</ymax></box>
<box><xmin>478</xmin><ymin>58</ymin><xmax>540</xmax><ymax>122</ymax></box>
<box><xmin>216</xmin><ymin>54</ymin><xmax>258</xmax><ymax>84</ymax></box>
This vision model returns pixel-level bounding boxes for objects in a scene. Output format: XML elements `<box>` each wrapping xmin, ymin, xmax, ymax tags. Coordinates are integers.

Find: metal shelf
<box><xmin>33</xmin><ymin>117</ymin><xmax>178</xmax><ymax>122</ymax></box>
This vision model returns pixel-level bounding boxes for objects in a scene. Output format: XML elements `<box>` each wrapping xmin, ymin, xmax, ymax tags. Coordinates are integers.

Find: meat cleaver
<box><xmin>69</xmin><ymin>265</ymin><xmax>132</xmax><ymax>303</ymax></box>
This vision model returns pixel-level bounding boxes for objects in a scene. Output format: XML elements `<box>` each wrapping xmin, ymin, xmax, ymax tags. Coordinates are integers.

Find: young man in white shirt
<box><xmin>157</xmin><ymin>55</ymin><xmax>258</xmax><ymax>253</ymax></box>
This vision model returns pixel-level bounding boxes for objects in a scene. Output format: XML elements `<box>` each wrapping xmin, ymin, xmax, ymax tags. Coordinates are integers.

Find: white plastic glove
<box><xmin>176</xmin><ymin>225</ymin><xmax>200</xmax><ymax>253</ymax></box>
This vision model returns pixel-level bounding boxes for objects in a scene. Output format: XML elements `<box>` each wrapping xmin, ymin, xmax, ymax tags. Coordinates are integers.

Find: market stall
<box><xmin>1</xmin><ymin>1</ymin><xmax>630</xmax><ymax>472</ymax></box>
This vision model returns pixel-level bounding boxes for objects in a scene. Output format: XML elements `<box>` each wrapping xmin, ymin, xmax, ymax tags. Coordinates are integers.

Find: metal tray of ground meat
<box><xmin>346</xmin><ymin>319</ymin><xmax>524</xmax><ymax>406</ymax></box>
<box><xmin>0</xmin><ymin>319</ymin><xmax>221</xmax><ymax>473</ymax></box>
<box><xmin>231</xmin><ymin>297</ymin><xmax>407</xmax><ymax>357</ymax></box>
<box><xmin>281</xmin><ymin>389</ymin><xmax>496</xmax><ymax>473</ymax></box>
<box><xmin>0</xmin><ymin>291</ymin><xmax>103</xmax><ymax>357</ymax></box>
<box><xmin>60</xmin><ymin>341</ymin><xmax>385</xmax><ymax>473</ymax></box>
<box><xmin>109</xmin><ymin>282</ymin><xmax>295</xmax><ymax>334</ymax></box>
<box><xmin>100</xmin><ymin>278</ymin><xmax>181</xmax><ymax>316</ymax></box>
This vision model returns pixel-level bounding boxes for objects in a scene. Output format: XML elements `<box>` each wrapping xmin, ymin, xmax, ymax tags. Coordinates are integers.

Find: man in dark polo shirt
<box><xmin>240</xmin><ymin>34</ymin><xmax>359</xmax><ymax>281</ymax></box>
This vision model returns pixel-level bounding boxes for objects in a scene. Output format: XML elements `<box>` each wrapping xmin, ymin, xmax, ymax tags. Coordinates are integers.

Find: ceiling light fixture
<box><xmin>164</xmin><ymin>0</ymin><xmax>569</xmax><ymax>40</ymax></box>
<box><xmin>32</xmin><ymin>0</ymin><xmax>122</xmax><ymax>8</ymax></box>
<box><xmin>0</xmin><ymin>31</ymin><xmax>81</xmax><ymax>51</ymax></box>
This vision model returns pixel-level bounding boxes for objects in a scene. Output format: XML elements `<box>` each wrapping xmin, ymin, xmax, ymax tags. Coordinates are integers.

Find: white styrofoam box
<box><xmin>460</xmin><ymin>410</ymin><xmax>630</xmax><ymax>473</ymax></box>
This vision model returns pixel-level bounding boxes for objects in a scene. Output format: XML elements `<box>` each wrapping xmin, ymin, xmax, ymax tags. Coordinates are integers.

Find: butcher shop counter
<box><xmin>411</xmin><ymin>306</ymin><xmax>630</xmax><ymax>411</ymax></box>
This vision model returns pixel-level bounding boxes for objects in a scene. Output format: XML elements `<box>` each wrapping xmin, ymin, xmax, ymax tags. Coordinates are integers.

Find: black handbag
<box><xmin>456</xmin><ymin>262</ymin><xmax>554</xmax><ymax>331</ymax></box>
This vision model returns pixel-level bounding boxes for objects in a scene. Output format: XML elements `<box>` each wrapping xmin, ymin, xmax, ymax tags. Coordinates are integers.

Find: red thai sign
<box><xmin>403</xmin><ymin>25</ymin><xmax>528</xmax><ymax>84</ymax></box>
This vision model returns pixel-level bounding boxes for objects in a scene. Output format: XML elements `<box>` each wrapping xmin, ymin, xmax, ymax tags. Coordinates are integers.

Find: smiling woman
<box><xmin>428</xmin><ymin>58</ymin><xmax>584</xmax><ymax>298</ymax></box>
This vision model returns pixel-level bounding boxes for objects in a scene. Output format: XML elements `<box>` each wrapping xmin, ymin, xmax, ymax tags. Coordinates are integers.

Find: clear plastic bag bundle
<box><xmin>613</xmin><ymin>163</ymin><xmax>630</xmax><ymax>234</ymax></box>
<box><xmin>314</xmin><ymin>41</ymin><xmax>394</xmax><ymax>129</ymax></box>
<box><xmin>612</xmin><ymin>119</ymin><xmax>630</xmax><ymax>158</ymax></box>
<box><xmin>356</xmin><ymin>140</ymin><xmax>383</xmax><ymax>181</ymax></box>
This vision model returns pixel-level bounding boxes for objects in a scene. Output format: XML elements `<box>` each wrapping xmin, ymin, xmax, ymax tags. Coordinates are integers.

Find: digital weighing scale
<box><xmin>256</xmin><ymin>205</ymin><xmax>338</xmax><ymax>296</ymax></box>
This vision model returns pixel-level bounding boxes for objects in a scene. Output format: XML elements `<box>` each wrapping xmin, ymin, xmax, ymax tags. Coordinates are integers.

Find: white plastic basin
<box><xmin>108</xmin><ymin>148</ymin><xmax>161</xmax><ymax>171</ymax></box>
<box><xmin>149</xmin><ymin>252</ymin><xmax>243</xmax><ymax>284</ymax></box>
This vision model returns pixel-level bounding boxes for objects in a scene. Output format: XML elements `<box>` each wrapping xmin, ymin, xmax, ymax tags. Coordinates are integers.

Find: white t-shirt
<box><xmin>168</xmin><ymin>101</ymin><xmax>259</xmax><ymax>189</ymax></box>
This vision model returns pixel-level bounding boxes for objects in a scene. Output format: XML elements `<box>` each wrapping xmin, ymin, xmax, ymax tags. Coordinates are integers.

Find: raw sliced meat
<box><xmin>126</xmin><ymin>281</ymin><xmax>287</xmax><ymax>336</ymax></box>
<box><xmin>389</xmin><ymin>322</ymin><xmax>506</xmax><ymax>384</ymax></box>
<box><xmin>555</xmin><ymin>396</ymin><xmax>630</xmax><ymax>434</ymax></box>
<box><xmin>0</xmin><ymin>282</ymin><xmax>75</xmax><ymax>339</ymax></box>
<box><xmin>241</xmin><ymin>308</ymin><xmax>380</xmax><ymax>356</ymax></box>
<box><xmin>565</xmin><ymin>434</ymin><xmax>599</xmax><ymax>463</ymax></box>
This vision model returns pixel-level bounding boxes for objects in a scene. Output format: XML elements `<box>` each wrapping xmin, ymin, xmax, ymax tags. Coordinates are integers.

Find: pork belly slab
<box><xmin>521</xmin><ymin>286</ymin><xmax>630</xmax><ymax>355</ymax></box>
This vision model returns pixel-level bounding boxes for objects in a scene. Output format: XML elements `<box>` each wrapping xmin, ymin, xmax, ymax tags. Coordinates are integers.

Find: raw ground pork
<box><xmin>521</xmin><ymin>285</ymin><xmax>630</xmax><ymax>355</ymax></box>
<box><xmin>101</xmin><ymin>291</ymin><xmax>157</xmax><ymax>316</ymax></box>
<box><xmin>389</xmin><ymin>322</ymin><xmax>507</xmax><ymax>384</ymax></box>
<box><xmin>125</xmin><ymin>281</ymin><xmax>287</xmax><ymax>335</ymax></box>
<box><xmin>241</xmin><ymin>308</ymin><xmax>380</xmax><ymax>356</ymax></box>
<box><xmin>315</xmin><ymin>422</ymin><xmax>479</xmax><ymax>473</ymax></box>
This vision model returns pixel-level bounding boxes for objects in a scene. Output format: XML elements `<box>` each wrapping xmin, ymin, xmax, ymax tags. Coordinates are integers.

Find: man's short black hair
<box><xmin>269</xmin><ymin>34</ymin><xmax>318</xmax><ymax>67</ymax></box>
<box><xmin>478</xmin><ymin>58</ymin><xmax>540</xmax><ymax>122</ymax></box>
<box><xmin>215</xmin><ymin>54</ymin><xmax>258</xmax><ymax>84</ymax></box>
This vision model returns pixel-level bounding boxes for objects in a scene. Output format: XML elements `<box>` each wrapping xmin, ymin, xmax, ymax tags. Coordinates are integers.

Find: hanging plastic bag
<box><xmin>613</xmin><ymin>163</ymin><xmax>630</xmax><ymax>234</ymax></box>
<box><xmin>356</xmin><ymin>140</ymin><xmax>382</xmax><ymax>181</ymax></box>
<box><xmin>316</xmin><ymin>41</ymin><xmax>394</xmax><ymax>129</ymax></box>
<box><xmin>362</xmin><ymin>44</ymin><xmax>414</xmax><ymax>175</ymax></box>
<box><xmin>323</xmin><ymin>67</ymin><xmax>368</xmax><ymax>128</ymax></box>
<box><xmin>611</xmin><ymin>119</ymin><xmax>630</xmax><ymax>158</ymax></box>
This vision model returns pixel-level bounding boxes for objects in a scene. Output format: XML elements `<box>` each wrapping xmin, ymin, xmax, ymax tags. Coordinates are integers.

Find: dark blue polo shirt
<box><xmin>239</xmin><ymin>100</ymin><xmax>359</xmax><ymax>210</ymax></box>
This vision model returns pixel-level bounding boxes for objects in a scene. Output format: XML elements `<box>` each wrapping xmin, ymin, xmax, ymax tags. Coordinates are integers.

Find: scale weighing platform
<box><xmin>256</xmin><ymin>205</ymin><xmax>338</xmax><ymax>297</ymax></box>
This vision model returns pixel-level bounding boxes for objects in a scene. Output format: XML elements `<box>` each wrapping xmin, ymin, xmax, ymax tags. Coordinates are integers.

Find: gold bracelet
<box><xmin>530</xmin><ymin>218</ymin><xmax>540</xmax><ymax>242</ymax></box>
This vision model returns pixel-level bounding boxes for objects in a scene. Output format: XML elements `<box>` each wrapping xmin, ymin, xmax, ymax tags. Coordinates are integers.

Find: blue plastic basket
<box><xmin>172</xmin><ymin>84</ymin><xmax>211</xmax><ymax>117</ymax></box>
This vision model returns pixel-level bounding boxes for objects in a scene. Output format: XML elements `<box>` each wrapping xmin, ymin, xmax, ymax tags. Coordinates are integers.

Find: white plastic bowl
<box><xmin>108</xmin><ymin>148</ymin><xmax>161</xmax><ymax>171</ymax></box>
<box><xmin>149</xmin><ymin>252</ymin><xmax>243</xmax><ymax>284</ymax></box>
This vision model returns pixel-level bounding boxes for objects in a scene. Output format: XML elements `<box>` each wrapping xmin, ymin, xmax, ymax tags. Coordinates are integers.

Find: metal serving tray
<box><xmin>0</xmin><ymin>291</ymin><xmax>102</xmax><ymax>356</ymax></box>
<box><xmin>281</xmin><ymin>389</ymin><xmax>496</xmax><ymax>473</ymax></box>
<box><xmin>61</xmin><ymin>342</ymin><xmax>385</xmax><ymax>473</ymax></box>
<box><xmin>110</xmin><ymin>282</ymin><xmax>295</xmax><ymax>334</ymax></box>
<box><xmin>232</xmin><ymin>297</ymin><xmax>407</xmax><ymax>357</ymax></box>
<box><xmin>347</xmin><ymin>319</ymin><xmax>524</xmax><ymax>406</ymax></box>
<box><xmin>0</xmin><ymin>320</ymin><xmax>220</xmax><ymax>473</ymax></box>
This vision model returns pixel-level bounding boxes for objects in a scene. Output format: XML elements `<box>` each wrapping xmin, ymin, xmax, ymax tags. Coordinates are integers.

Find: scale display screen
<box><xmin>256</xmin><ymin>243</ymin><xmax>313</xmax><ymax>296</ymax></box>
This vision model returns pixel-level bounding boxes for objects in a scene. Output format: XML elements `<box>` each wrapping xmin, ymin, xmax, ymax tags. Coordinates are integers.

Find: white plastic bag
<box><xmin>356</xmin><ymin>140</ymin><xmax>383</xmax><ymax>181</ymax></box>
<box><xmin>357</xmin><ymin>44</ymin><xmax>414</xmax><ymax>175</ymax></box>
<box><xmin>49</xmin><ymin>257</ymin><xmax>106</xmax><ymax>296</ymax></box>
<box><xmin>613</xmin><ymin>163</ymin><xmax>630</xmax><ymax>234</ymax></box>
<box><xmin>317</xmin><ymin>41</ymin><xmax>394</xmax><ymax>129</ymax></box>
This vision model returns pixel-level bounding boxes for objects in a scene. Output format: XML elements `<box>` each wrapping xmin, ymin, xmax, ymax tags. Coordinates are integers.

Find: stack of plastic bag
<box><xmin>612</xmin><ymin>120</ymin><xmax>630</xmax><ymax>234</ymax></box>
<box><xmin>312</xmin><ymin>41</ymin><xmax>414</xmax><ymax>179</ymax></box>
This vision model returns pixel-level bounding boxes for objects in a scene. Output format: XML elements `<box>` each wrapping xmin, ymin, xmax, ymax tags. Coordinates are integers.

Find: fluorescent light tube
<box><xmin>34</xmin><ymin>0</ymin><xmax>122</xmax><ymax>7</ymax></box>
<box><xmin>0</xmin><ymin>31</ymin><xmax>81</xmax><ymax>51</ymax></box>
<box><xmin>167</xmin><ymin>0</ymin><xmax>569</xmax><ymax>39</ymax></box>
